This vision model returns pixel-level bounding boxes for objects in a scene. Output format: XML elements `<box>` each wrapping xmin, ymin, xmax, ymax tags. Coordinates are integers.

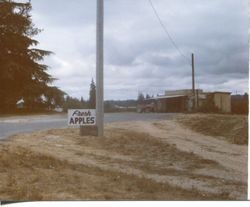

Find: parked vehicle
<box><xmin>137</xmin><ymin>103</ymin><xmax>155</xmax><ymax>113</ymax></box>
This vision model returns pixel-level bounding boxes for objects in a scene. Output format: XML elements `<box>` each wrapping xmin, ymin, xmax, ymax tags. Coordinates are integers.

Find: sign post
<box><xmin>96</xmin><ymin>0</ymin><xmax>104</xmax><ymax>137</ymax></box>
<box><xmin>68</xmin><ymin>109</ymin><xmax>96</xmax><ymax>126</ymax></box>
<box><xmin>68</xmin><ymin>109</ymin><xmax>97</xmax><ymax>136</ymax></box>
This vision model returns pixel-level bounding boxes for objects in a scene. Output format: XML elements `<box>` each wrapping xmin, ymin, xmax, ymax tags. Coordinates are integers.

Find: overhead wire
<box><xmin>148</xmin><ymin>0</ymin><xmax>191</xmax><ymax>65</ymax></box>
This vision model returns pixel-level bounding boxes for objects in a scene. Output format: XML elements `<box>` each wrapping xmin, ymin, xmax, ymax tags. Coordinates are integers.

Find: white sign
<box><xmin>68</xmin><ymin>109</ymin><xmax>96</xmax><ymax>126</ymax></box>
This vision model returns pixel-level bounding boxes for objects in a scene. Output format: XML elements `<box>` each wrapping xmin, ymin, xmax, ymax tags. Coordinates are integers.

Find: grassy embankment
<box><xmin>177</xmin><ymin>114</ymin><xmax>248</xmax><ymax>145</ymax></box>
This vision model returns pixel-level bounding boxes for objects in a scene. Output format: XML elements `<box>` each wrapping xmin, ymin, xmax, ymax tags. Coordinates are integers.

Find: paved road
<box><xmin>0</xmin><ymin>113</ymin><xmax>176</xmax><ymax>139</ymax></box>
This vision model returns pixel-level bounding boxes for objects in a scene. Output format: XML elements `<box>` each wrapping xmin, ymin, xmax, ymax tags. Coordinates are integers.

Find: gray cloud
<box><xmin>27</xmin><ymin>0</ymin><xmax>248</xmax><ymax>100</ymax></box>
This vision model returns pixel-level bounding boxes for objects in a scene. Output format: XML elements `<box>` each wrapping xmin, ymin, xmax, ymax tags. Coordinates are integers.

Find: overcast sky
<box><xmin>27</xmin><ymin>0</ymin><xmax>248</xmax><ymax>100</ymax></box>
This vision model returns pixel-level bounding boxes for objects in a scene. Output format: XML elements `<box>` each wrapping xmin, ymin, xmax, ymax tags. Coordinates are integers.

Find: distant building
<box><xmin>137</xmin><ymin>89</ymin><xmax>231</xmax><ymax>113</ymax></box>
<box><xmin>206</xmin><ymin>92</ymin><xmax>231</xmax><ymax>113</ymax></box>
<box><xmin>54</xmin><ymin>107</ymin><xmax>63</xmax><ymax>112</ymax></box>
<box><xmin>144</xmin><ymin>95</ymin><xmax>188</xmax><ymax>113</ymax></box>
<box><xmin>16</xmin><ymin>98</ymin><xmax>24</xmax><ymax>109</ymax></box>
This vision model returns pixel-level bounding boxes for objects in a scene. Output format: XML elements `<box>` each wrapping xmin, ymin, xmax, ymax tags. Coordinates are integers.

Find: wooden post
<box><xmin>192</xmin><ymin>53</ymin><xmax>196</xmax><ymax>110</ymax></box>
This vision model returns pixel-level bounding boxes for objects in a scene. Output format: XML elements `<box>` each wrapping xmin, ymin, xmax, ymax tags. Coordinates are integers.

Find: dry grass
<box><xmin>0</xmin><ymin>120</ymin><xmax>247</xmax><ymax>201</ymax></box>
<box><xmin>76</xmin><ymin>129</ymin><xmax>220</xmax><ymax>171</ymax></box>
<box><xmin>0</xmin><ymin>143</ymin><xmax>230</xmax><ymax>201</ymax></box>
<box><xmin>177</xmin><ymin>114</ymin><xmax>248</xmax><ymax>145</ymax></box>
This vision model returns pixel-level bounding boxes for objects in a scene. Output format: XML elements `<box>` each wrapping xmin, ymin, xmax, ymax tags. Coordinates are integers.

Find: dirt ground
<box><xmin>0</xmin><ymin>114</ymin><xmax>248</xmax><ymax>200</ymax></box>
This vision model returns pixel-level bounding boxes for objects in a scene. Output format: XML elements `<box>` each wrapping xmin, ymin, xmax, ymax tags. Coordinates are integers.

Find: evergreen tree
<box><xmin>44</xmin><ymin>86</ymin><xmax>66</xmax><ymax>109</ymax></box>
<box><xmin>80</xmin><ymin>96</ymin><xmax>86</xmax><ymax>108</ymax></box>
<box><xmin>62</xmin><ymin>96</ymin><xmax>84</xmax><ymax>112</ymax></box>
<box><xmin>0</xmin><ymin>0</ymin><xmax>60</xmax><ymax>112</ymax></box>
<box><xmin>88</xmin><ymin>78</ymin><xmax>96</xmax><ymax>108</ymax></box>
<box><xmin>137</xmin><ymin>93</ymin><xmax>145</xmax><ymax>104</ymax></box>
<box><xmin>80</xmin><ymin>96</ymin><xmax>84</xmax><ymax>103</ymax></box>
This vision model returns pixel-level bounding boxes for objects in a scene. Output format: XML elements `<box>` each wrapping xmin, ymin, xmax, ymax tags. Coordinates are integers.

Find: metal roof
<box><xmin>147</xmin><ymin>95</ymin><xmax>186</xmax><ymax>100</ymax></box>
<box><xmin>212</xmin><ymin>91</ymin><xmax>231</xmax><ymax>94</ymax></box>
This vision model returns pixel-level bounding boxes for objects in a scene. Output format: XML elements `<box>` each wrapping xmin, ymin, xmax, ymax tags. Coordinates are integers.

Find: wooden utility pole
<box><xmin>96</xmin><ymin>0</ymin><xmax>104</xmax><ymax>137</ymax></box>
<box><xmin>192</xmin><ymin>53</ymin><xmax>196</xmax><ymax>110</ymax></box>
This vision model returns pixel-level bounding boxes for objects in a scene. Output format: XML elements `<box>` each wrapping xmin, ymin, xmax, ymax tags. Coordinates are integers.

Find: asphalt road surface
<box><xmin>0</xmin><ymin>113</ymin><xmax>176</xmax><ymax>140</ymax></box>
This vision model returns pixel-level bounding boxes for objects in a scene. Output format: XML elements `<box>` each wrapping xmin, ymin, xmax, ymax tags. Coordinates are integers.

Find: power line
<box><xmin>148</xmin><ymin>0</ymin><xmax>190</xmax><ymax>64</ymax></box>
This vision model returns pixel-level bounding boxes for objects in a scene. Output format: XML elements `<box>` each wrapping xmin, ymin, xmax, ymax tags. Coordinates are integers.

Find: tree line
<box><xmin>0</xmin><ymin>0</ymin><xmax>99</xmax><ymax>114</ymax></box>
<box><xmin>63</xmin><ymin>79</ymin><xmax>96</xmax><ymax>112</ymax></box>
<box><xmin>0</xmin><ymin>0</ymin><xmax>66</xmax><ymax>113</ymax></box>
<box><xmin>0</xmin><ymin>0</ymin><xmax>138</xmax><ymax>114</ymax></box>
